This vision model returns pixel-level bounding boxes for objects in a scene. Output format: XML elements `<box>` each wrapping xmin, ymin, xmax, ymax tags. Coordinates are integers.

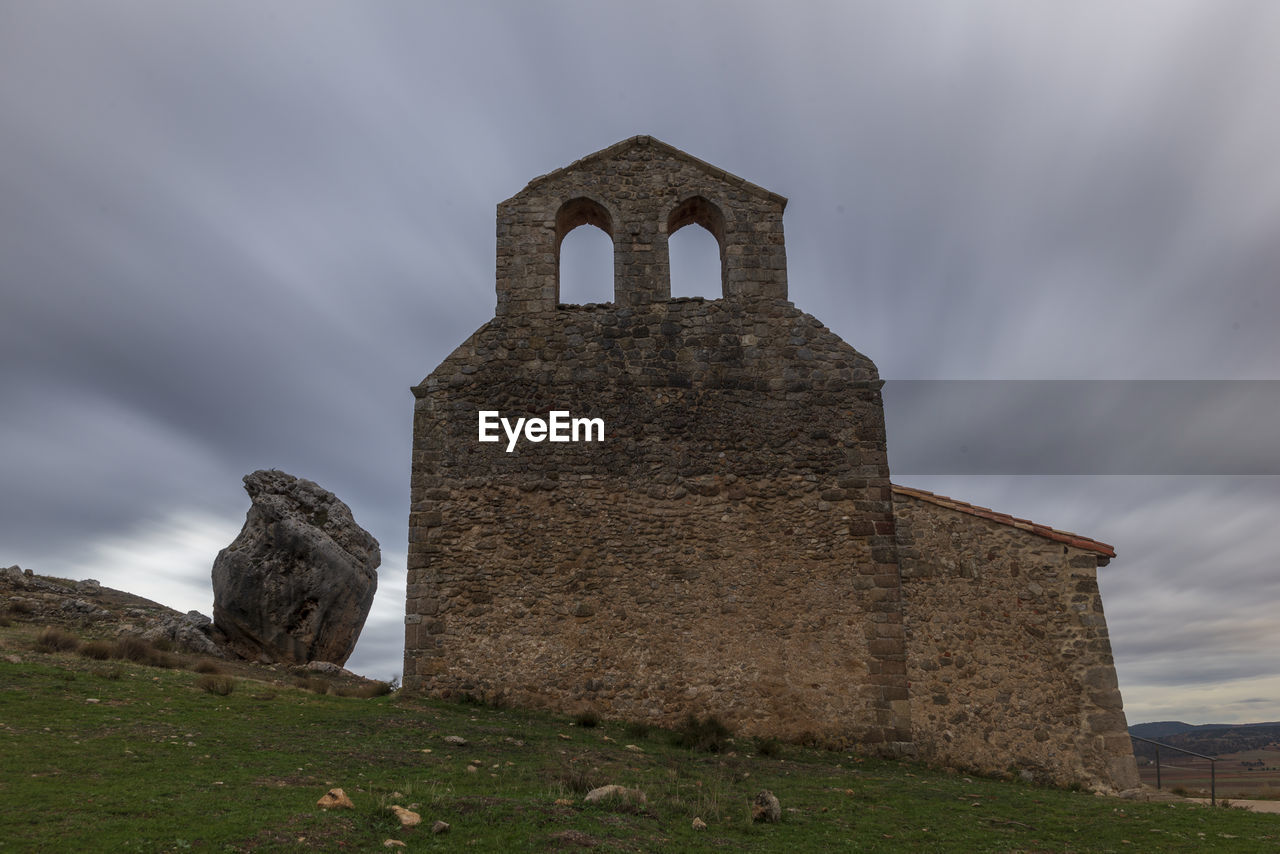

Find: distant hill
<box><xmin>1130</xmin><ymin>721</ymin><xmax>1280</xmax><ymax>759</ymax></box>
<box><xmin>1130</xmin><ymin>721</ymin><xmax>1198</xmax><ymax>740</ymax></box>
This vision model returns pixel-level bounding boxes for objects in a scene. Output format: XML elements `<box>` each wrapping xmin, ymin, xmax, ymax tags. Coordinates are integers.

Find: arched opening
<box><xmin>556</xmin><ymin>197</ymin><xmax>614</xmax><ymax>306</ymax></box>
<box><xmin>667</xmin><ymin>196</ymin><xmax>726</xmax><ymax>299</ymax></box>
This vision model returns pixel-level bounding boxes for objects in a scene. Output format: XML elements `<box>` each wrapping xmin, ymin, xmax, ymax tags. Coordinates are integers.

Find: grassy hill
<box><xmin>1130</xmin><ymin>722</ymin><xmax>1201</xmax><ymax>740</ymax></box>
<box><xmin>4</xmin><ymin>625</ymin><xmax>1280</xmax><ymax>851</ymax></box>
<box><xmin>1132</xmin><ymin>723</ymin><xmax>1280</xmax><ymax>763</ymax></box>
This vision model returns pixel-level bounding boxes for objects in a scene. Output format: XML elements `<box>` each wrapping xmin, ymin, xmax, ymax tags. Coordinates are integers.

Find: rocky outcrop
<box><xmin>212</xmin><ymin>470</ymin><xmax>379</xmax><ymax>666</ymax></box>
<box><xmin>142</xmin><ymin>610</ymin><xmax>224</xmax><ymax>658</ymax></box>
<box><xmin>2</xmin><ymin>567</ymin><xmax>224</xmax><ymax>653</ymax></box>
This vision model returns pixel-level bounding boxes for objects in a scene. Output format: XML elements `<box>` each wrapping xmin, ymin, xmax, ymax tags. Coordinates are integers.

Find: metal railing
<box><xmin>1131</xmin><ymin>735</ymin><xmax>1217</xmax><ymax>805</ymax></box>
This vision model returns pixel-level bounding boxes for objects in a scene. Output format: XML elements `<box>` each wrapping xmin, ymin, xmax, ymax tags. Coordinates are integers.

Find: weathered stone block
<box><xmin>212</xmin><ymin>470</ymin><xmax>378</xmax><ymax>666</ymax></box>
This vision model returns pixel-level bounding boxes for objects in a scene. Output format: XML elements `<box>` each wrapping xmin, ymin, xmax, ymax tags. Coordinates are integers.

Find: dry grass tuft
<box><xmin>95</xmin><ymin>664</ymin><xmax>124</xmax><ymax>680</ymax></box>
<box><xmin>196</xmin><ymin>674</ymin><xmax>236</xmax><ymax>696</ymax></box>
<box><xmin>348</xmin><ymin>680</ymin><xmax>395</xmax><ymax>699</ymax></box>
<box><xmin>671</xmin><ymin>714</ymin><xmax>732</xmax><ymax>753</ymax></box>
<box><xmin>753</xmin><ymin>736</ymin><xmax>784</xmax><ymax>758</ymax></box>
<box><xmin>295</xmin><ymin>676</ymin><xmax>331</xmax><ymax>695</ymax></box>
<box><xmin>79</xmin><ymin>640</ymin><xmax>116</xmax><ymax>660</ymax></box>
<box><xmin>114</xmin><ymin>637</ymin><xmax>153</xmax><ymax>663</ymax></box>
<box><xmin>624</xmin><ymin>721</ymin><xmax>651</xmax><ymax>739</ymax></box>
<box><xmin>546</xmin><ymin>762</ymin><xmax>603</xmax><ymax>796</ymax></box>
<box><xmin>35</xmin><ymin>626</ymin><xmax>80</xmax><ymax>653</ymax></box>
<box><xmin>148</xmin><ymin>651</ymin><xmax>180</xmax><ymax>669</ymax></box>
<box><xmin>573</xmin><ymin>710</ymin><xmax>601</xmax><ymax>728</ymax></box>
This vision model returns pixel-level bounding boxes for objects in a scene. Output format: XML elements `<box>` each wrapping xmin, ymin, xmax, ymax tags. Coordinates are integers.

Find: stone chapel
<box><xmin>405</xmin><ymin>136</ymin><xmax>1139</xmax><ymax>791</ymax></box>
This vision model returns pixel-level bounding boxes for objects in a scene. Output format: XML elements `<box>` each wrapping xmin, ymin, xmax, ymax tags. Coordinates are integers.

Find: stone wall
<box><xmin>894</xmin><ymin>487</ymin><xmax>1140</xmax><ymax>791</ymax></box>
<box><xmin>495</xmin><ymin>135</ymin><xmax>787</xmax><ymax>315</ymax></box>
<box><xmin>407</xmin><ymin>296</ymin><xmax>910</xmax><ymax>749</ymax></box>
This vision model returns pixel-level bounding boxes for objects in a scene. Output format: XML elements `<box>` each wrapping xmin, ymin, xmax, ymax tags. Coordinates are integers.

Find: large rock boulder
<box><xmin>212</xmin><ymin>470</ymin><xmax>379</xmax><ymax>665</ymax></box>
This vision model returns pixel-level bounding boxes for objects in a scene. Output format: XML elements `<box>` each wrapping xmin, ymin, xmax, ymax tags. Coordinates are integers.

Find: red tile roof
<box><xmin>891</xmin><ymin>484</ymin><xmax>1116</xmax><ymax>562</ymax></box>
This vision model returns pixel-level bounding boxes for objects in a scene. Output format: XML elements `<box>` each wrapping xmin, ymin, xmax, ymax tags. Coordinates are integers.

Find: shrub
<box><xmin>35</xmin><ymin>626</ymin><xmax>80</xmax><ymax>653</ymax></box>
<box><xmin>79</xmin><ymin>640</ymin><xmax>116</xmax><ymax>660</ymax></box>
<box><xmin>753</xmin><ymin>736</ymin><xmax>783</xmax><ymax>758</ymax></box>
<box><xmin>148</xmin><ymin>651</ymin><xmax>179</xmax><ymax>669</ymax></box>
<box><xmin>671</xmin><ymin>714</ymin><xmax>732</xmax><ymax>753</ymax></box>
<box><xmin>357</xmin><ymin>680</ymin><xmax>395</xmax><ymax>698</ymax></box>
<box><xmin>624</xmin><ymin>721</ymin><xmax>651</xmax><ymax>740</ymax></box>
<box><xmin>102</xmin><ymin>636</ymin><xmax>179</xmax><ymax>668</ymax></box>
<box><xmin>331</xmin><ymin>680</ymin><xmax>394</xmax><ymax>699</ymax></box>
<box><xmin>573</xmin><ymin>710</ymin><xmax>600</xmax><ymax>728</ymax></box>
<box><xmin>191</xmin><ymin>659</ymin><xmax>223</xmax><ymax>675</ymax></box>
<box><xmin>196</xmin><ymin>674</ymin><xmax>235</xmax><ymax>696</ymax></box>
<box><xmin>453</xmin><ymin>689</ymin><xmax>509</xmax><ymax>709</ymax></box>
<box><xmin>114</xmin><ymin>637</ymin><xmax>153</xmax><ymax>663</ymax></box>
<box><xmin>0</xmin><ymin>614</ymin><xmax>11</xmax><ymax>627</ymax></box>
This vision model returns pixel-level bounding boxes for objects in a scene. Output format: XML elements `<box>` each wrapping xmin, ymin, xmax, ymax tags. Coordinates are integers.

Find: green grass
<box><xmin>2</xmin><ymin>653</ymin><xmax>1279</xmax><ymax>852</ymax></box>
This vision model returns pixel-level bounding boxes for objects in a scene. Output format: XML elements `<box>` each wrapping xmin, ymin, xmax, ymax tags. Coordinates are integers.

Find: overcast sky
<box><xmin>3</xmin><ymin>1</ymin><xmax>1278</xmax><ymax>726</ymax></box>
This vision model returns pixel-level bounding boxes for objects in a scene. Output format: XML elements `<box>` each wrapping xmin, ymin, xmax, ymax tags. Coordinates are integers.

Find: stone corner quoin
<box><xmin>403</xmin><ymin>135</ymin><xmax>1139</xmax><ymax>793</ymax></box>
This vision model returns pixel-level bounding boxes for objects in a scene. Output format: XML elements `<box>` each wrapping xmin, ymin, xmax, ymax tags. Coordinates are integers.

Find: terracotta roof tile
<box><xmin>891</xmin><ymin>484</ymin><xmax>1116</xmax><ymax>562</ymax></box>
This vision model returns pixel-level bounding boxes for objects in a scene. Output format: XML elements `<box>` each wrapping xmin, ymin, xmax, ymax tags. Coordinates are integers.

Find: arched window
<box><xmin>555</xmin><ymin>197</ymin><xmax>614</xmax><ymax>306</ymax></box>
<box><xmin>667</xmin><ymin>196</ymin><xmax>726</xmax><ymax>299</ymax></box>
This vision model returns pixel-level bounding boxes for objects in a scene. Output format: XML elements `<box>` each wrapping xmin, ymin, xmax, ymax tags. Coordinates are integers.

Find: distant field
<box><xmin>1138</xmin><ymin>749</ymin><xmax>1280</xmax><ymax>800</ymax></box>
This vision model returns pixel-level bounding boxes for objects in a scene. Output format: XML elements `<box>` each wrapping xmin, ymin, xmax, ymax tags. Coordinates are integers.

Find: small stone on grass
<box><xmin>390</xmin><ymin>805</ymin><xmax>421</xmax><ymax>827</ymax></box>
<box><xmin>316</xmin><ymin>788</ymin><xmax>354</xmax><ymax>810</ymax></box>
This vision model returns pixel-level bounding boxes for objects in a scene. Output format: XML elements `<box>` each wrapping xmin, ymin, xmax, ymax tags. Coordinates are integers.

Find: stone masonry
<box><xmin>406</xmin><ymin>136</ymin><xmax>1138</xmax><ymax>790</ymax></box>
<box><xmin>894</xmin><ymin>486</ymin><xmax>1139</xmax><ymax>789</ymax></box>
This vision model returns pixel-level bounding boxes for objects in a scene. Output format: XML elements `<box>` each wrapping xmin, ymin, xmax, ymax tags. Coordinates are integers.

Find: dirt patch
<box><xmin>453</xmin><ymin>795</ymin><xmax>509</xmax><ymax>815</ymax></box>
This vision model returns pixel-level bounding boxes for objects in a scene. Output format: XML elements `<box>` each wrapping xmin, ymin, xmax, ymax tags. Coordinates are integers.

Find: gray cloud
<box><xmin>3</xmin><ymin>1</ymin><xmax>1279</xmax><ymax>721</ymax></box>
